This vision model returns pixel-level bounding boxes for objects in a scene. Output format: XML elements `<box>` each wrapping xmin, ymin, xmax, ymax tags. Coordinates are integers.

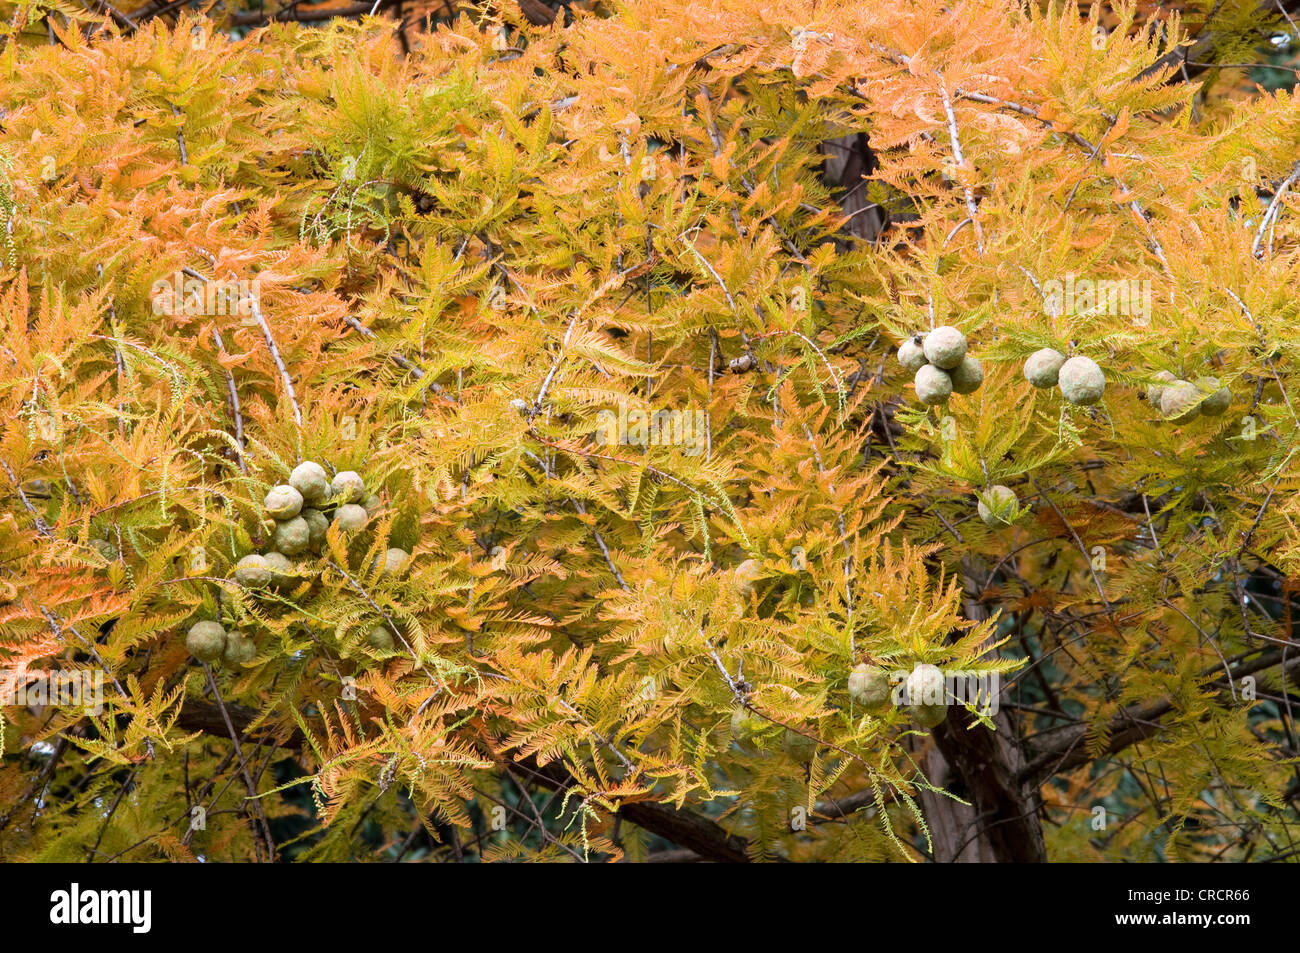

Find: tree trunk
<box><xmin>822</xmin><ymin>132</ymin><xmax>887</xmax><ymax>244</ymax></box>
<box><xmin>827</xmin><ymin>128</ymin><xmax>1045</xmax><ymax>862</ymax></box>
<box><xmin>914</xmin><ymin>563</ymin><xmax>1045</xmax><ymax>862</ymax></box>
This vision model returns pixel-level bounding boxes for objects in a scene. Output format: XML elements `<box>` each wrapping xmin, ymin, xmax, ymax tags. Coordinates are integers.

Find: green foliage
<box><xmin>1</xmin><ymin>1</ymin><xmax>1299</xmax><ymax>863</ymax></box>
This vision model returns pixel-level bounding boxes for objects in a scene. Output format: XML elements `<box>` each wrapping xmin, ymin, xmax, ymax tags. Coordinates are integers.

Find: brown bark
<box><xmin>911</xmin><ymin>562</ymin><xmax>1047</xmax><ymax>862</ymax></box>
<box><xmin>912</xmin><ymin>734</ymin><xmax>999</xmax><ymax>862</ymax></box>
<box><xmin>822</xmin><ymin>125</ymin><xmax>1045</xmax><ymax>860</ymax></box>
<box><xmin>514</xmin><ymin>0</ymin><xmax>559</xmax><ymax>26</ymax></box>
<box><xmin>929</xmin><ymin>705</ymin><xmax>1045</xmax><ymax>862</ymax></box>
<box><xmin>173</xmin><ymin>698</ymin><xmax>755</xmax><ymax>862</ymax></box>
<box><xmin>822</xmin><ymin>132</ymin><xmax>887</xmax><ymax>244</ymax></box>
<box><xmin>1134</xmin><ymin>0</ymin><xmax>1300</xmax><ymax>84</ymax></box>
<box><xmin>1019</xmin><ymin>645</ymin><xmax>1300</xmax><ymax>788</ymax></box>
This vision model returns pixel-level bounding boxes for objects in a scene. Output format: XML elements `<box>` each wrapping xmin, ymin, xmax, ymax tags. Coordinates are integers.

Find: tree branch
<box><xmin>1019</xmin><ymin>646</ymin><xmax>1300</xmax><ymax>787</ymax></box>
<box><xmin>175</xmin><ymin>699</ymin><xmax>756</xmax><ymax>862</ymax></box>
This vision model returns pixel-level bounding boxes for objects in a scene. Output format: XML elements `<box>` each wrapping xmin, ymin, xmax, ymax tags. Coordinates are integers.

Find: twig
<box><xmin>938</xmin><ymin>83</ymin><xmax>984</xmax><ymax>253</ymax></box>
<box><xmin>571</xmin><ymin>499</ymin><xmax>629</xmax><ymax>590</ymax></box>
<box><xmin>211</xmin><ymin>328</ymin><xmax>246</xmax><ymax>472</ymax></box>
<box><xmin>1</xmin><ymin>458</ymin><xmax>52</xmax><ymax>536</ymax></box>
<box><xmin>202</xmin><ymin>665</ymin><xmax>276</xmax><ymax>861</ymax></box>
<box><xmin>170</xmin><ymin>104</ymin><xmax>187</xmax><ymax>166</ymax></box>
<box><xmin>245</xmin><ymin>293</ymin><xmax>302</xmax><ymax>433</ymax></box>
<box><xmin>1252</xmin><ymin>160</ymin><xmax>1300</xmax><ymax>258</ymax></box>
